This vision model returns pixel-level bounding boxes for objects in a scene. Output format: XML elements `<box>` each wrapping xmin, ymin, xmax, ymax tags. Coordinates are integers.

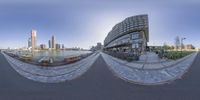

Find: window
<box><xmin>132</xmin><ymin>33</ymin><xmax>140</xmax><ymax>40</ymax></box>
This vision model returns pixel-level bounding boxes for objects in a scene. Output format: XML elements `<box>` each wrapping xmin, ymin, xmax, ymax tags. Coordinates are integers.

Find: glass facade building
<box><xmin>31</xmin><ymin>30</ymin><xmax>37</xmax><ymax>50</ymax></box>
<box><xmin>52</xmin><ymin>35</ymin><xmax>56</xmax><ymax>49</ymax></box>
<box><xmin>48</xmin><ymin>40</ymin><xmax>52</xmax><ymax>48</ymax></box>
<box><xmin>28</xmin><ymin>38</ymin><xmax>31</xmax><ymax>48</ymax></box>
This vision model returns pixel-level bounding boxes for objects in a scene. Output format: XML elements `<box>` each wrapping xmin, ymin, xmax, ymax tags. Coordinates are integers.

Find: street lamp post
<box><xmin>181</xmin><ymin>37</ymin><xmax>186</xmax><ymax>57</ymax></box>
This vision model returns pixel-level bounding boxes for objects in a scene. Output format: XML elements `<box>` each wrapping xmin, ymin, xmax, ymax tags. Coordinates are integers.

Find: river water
<box><xmin>33</xmin><ymin>50</ymin><xmax>91</xmax><ymax>62</ymax></box>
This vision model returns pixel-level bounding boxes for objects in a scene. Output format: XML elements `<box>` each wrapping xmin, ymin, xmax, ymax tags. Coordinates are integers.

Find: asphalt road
<box><xmin>0</xmin><ymin>52</ymin><xmax>200</xmax><ymax>100</ymax></box>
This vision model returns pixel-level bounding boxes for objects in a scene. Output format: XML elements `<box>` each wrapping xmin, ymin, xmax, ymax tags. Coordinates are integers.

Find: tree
<box><xmin>171</xmin><ymin>46</ymin><xmax>175</xmax><ymax>50</ymax></box>
<box><xmin>175</xmin><ymin>36</ymin><xmax>180</xmax><ymax>50</ymax></box>
<box><xmin>163</xmin><ymin>42</ymin><xmax>168</xmax><ymax>50</ymax></box>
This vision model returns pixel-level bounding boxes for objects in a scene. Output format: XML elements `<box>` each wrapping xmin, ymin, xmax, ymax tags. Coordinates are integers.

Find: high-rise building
<box><xmin>104</xmin><ymin>14</ymin><xmax>149</xmax><ymax>54</ymax></box>
<box><xmin>56</xmin><ymin>44</ymin><xmax>60</xmax><ymax>50</ymax></box>
<box><xmin>185</xmin><ymin>44</ymin><xmax>195</xmax><ymax>50</ymax></box>
<box><xmin>40</xmin><ymin>44</ymin><xmax>46</xmax><ymax>50</ymax></box>
<box><xmin>52</xmin><ymin>35</ymin><xmax>55</xmax><ymax>49</ymax></box>
<box><xmin>96</xmin><ymin>42</ymin><xmax>103</xmax><ymax>50</ymax></box>
<box><xmin>62</xmin><ymin>44</ymin><xmax>64</xmax><ymax>49</ymax></box>
<box><xmin>48</xmin><ymin>40</ymin><xmax>51</xmax><ymax>48</ymax></box>
<box><xmin>28</xmin><ymin>38</ymin><xmax>31</xmax><ymax>48</ymax></box>
<box><xmin>31</xmin><ymin>30</ymin><xmax>37</xmax><ymax>50</ymax></box>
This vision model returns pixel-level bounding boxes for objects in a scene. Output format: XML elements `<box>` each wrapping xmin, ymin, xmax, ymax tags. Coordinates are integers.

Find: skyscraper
<box><xmin>56</xmin><ymin>44</ymin><xmax>60</xmax><ymax>50</ymax></box>
<box><xmin>62</xmin><ymin>44</ymin><xmax>64</xmax><ymax>49</ymax></box>
<box><xmin>48</xmin><ymin>40</ymin><xmax>52</xmax><ymax>48</ymax></box>
<box><xmin>28</xmin><ymin>38</ymin><xmax>31</xmax><ymax>48</ymax></box>
<box><xmin>52</xmin><ymin>35</ymin><xmax>55</xmax><ymax>49</ymax></box>
<box><xmin>31</xmin><ymin>30</ymin><xmax>37</xmax><ymax>50</ymax></box>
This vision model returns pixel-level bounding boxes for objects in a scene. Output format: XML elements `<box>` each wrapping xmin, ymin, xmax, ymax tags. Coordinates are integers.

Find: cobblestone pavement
<box><xmin>101</xmin><ymin>52</ymin><xmax>198</xmax><ymax>85</ymax></box>
<box><xmin>2</xmin><ymin>52</ymin><xmax>100</xmax><ymax>83</ymax></box>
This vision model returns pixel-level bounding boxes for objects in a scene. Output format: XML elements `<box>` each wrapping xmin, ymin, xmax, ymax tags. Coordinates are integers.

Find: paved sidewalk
<box><xmin>2</xmin><ymin>52</ymin><xmax>100</xmax><ymax>83</ymax></box>
<box><xmin>110</xmin><ymin>51</ymin><xmax>195</xmax><ymax>70</ymax></box>
<box><xmin>138</xmin><ymin>52</ymin><xmax>166</xmax><ymax>63</ymax></box>
<box><xmin>101</xmin><ymin>52</ymin><xmax>198</xmax><ymax>85</ymax></box>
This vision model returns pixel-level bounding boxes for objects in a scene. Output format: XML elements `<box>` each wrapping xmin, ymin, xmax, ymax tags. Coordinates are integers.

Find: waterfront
<box><xmin>7</xmin><ymin>50</ymin><xmax>91</xmax><ymax>62</ymax></box>
<box><xmin>32</xmin><ymin>50</ymin><xmax>91</xmax><ymax>62</ymax></box>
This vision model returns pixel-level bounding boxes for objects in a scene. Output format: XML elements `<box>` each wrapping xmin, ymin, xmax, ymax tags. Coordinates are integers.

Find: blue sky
<box><xmin>0</xmin><ymin>0</ymin><xmax>200</xmax><ymax>49</ymax></box>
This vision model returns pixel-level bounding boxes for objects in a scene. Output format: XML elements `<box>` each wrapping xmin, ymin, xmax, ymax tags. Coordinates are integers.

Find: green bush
<box><xmin>164</xmin><ymin>51</ymin><xmax>194</xmax><ymax>60</ymax></box>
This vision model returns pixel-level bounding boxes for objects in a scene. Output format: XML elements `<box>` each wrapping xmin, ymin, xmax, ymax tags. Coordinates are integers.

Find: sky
<box><xmin>0</xmin><ymin>0</ymin><xmax>200</xmax><ymax>49</ymax></box>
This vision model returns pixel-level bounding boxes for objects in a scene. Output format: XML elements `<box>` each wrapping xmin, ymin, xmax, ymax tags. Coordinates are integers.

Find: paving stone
<box><xmin>3</xmin><ymin>52</ymin><xmax>100</xmax><ymax>83</ymax></box>
<box><xmin>101</xmin><ymin>52</ymin><xmax>197</xmax><ymax>85</ymax></box>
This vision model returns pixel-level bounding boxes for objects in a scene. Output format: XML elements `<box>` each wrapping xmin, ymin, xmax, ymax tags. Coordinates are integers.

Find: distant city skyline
<box><xmin>28</xmin><ymin>29</ymin><xmax>66</xmax><ymax>50</ymax></box>
<box><xmin>0</xmin><ymin>0</ymin><xmax>200</xmax><ymax>49</ymax></box>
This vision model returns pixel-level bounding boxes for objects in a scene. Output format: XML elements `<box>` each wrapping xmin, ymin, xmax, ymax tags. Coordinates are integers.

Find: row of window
<box><xmin>106</xmin><ymin>32</ymin><xmax>145</xmax><ymax>48</ymax></box>
<box><xmin>104</xmin><ymin>15</ymin><xmax>148</xmax><ymax>46</ymax></box>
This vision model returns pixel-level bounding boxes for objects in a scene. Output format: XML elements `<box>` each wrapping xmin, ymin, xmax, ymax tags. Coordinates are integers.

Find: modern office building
<box><xmin>96</xmin><ymin>42</ymin><xmax>103</xmax><ymax>50</ymax></box>
<box><xmin>31</xmin><ymin>30</ymin><xmax>37</xmax><ymax>50</ymax></box>
<box><xmin>185</xmin><ymin>44</ymin><xmax>195</xmax><ymax>50</ymax></box>
<box><xmin>62</xmin><ymin>44</ymin><xmax>64</xmax><ymax>49</ymax></box>
<box><xmin>104</xmin><ymin>14</ymin><xmax>149</xmax><ymax>54</ymax></box>
<box><xmin>40</xmin><ymin>44</ymin><xmax>46</xmax><ymax>50</ymax></box>
<box><xmin>56</xmin><ymin>44</ymin><xmax>61</xmax><ymax>50</ymax></box>
<box><xmin>28</xmin><ymin>38</ymin><xmax>31</xmax><ymax>48</ymax></box>
<box><xmin>52</xmin><ymin>35</ymin><xmax>56</xmax><ymax>49</ymax></box>
<box><xmin>48</xmin><ymin>40</ymin><xmax>52</xmax><ymax>48</ymax></box>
